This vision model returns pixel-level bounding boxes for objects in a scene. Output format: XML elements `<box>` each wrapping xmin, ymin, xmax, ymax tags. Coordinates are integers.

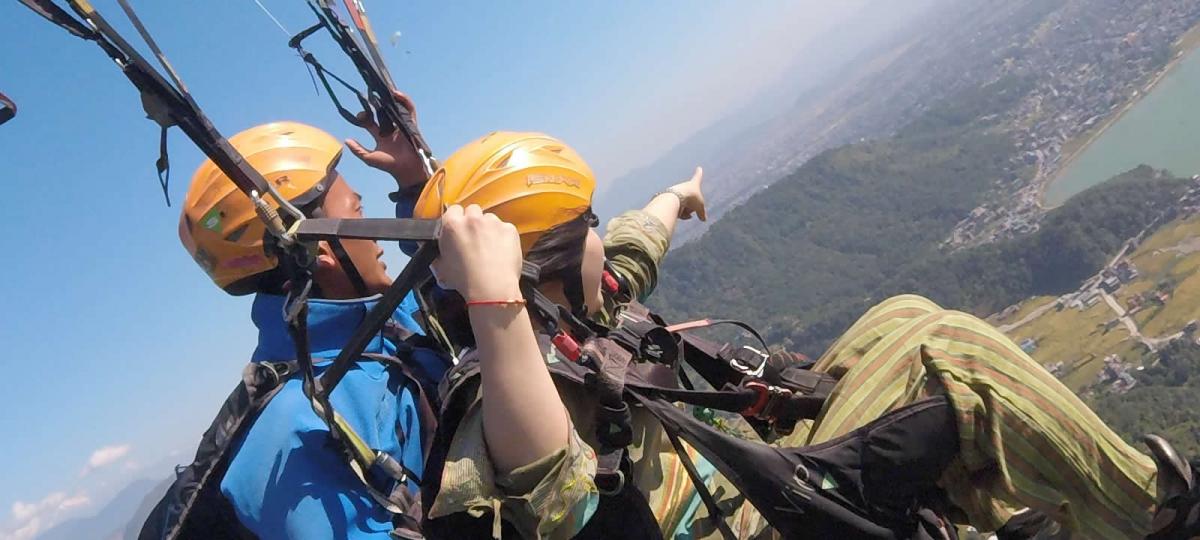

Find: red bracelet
<box><xmin>465</xmin><ymin>299</ymin><xmax>527</xmax><ymax>308</ymax></box>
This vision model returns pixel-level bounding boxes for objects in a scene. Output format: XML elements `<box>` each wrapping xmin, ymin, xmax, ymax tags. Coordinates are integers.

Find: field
<box><xmin>997</xmin><ymin>215</ymin><xmax>1200</xmax><ymax>391</ymax></box>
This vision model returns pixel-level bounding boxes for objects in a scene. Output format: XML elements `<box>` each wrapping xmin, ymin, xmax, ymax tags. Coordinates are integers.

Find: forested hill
<box><xmin>651</xmin><ymin>76</ymin><xmax>1188</xmax><ymax>356</ymax></box>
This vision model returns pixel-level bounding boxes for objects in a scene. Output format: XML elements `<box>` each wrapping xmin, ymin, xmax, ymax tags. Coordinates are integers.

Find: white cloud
<box><xmin>4</xmin><ymin>490</ymin><xmax>92</xmax><ymax>540</ymax></box>
<box><xmin>79</xmin><ymin>444</ymin><xmax>132</xmax><ymax>478</ymax></box>
<box><xmin>87</xmin><ymin>444</ymin><xmax>131</xmax><ymax>469</ymax></box>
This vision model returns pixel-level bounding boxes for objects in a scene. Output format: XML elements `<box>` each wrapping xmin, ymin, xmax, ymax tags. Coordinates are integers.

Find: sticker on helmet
<box><xmin>193</xmin><ymin>246</ymin><xmax>217</xmax><ymax>274</ymax></box>
<box><xmin>526</xmin><ymin>174</ymin><xmax>581</xmax><ymax>188</ymax></box>
<box><xmin>201</xmin><ymin>209</ymin><xmax>223</xmax><ymax>232</ymax></box>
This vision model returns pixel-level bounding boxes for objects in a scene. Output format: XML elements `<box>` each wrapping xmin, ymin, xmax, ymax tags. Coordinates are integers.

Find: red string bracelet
<box><xmin>465</xmin><ymin>298</ymin><xmax>527</xmax><ymax>308</ymax></box>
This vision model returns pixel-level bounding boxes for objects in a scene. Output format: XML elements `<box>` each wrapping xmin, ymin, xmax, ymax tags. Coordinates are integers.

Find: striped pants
<box><xmin>695</xmin><ymin>295</ymin><xmax>1158</xmax><ymax>539</ymax></box>
<box><xmin>799</xmin><ymin>295</ymin><xmax>1157</xmax><ymax>538</ymax></box>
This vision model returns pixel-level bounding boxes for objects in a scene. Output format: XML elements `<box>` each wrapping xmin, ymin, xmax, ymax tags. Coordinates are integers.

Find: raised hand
<box><xmin>344</xmin><ymin>90</ymin><xmax>428</xmax><ymax>188</ymax></box>
<box><xmin>668</xmin><ymin>166</ymin><xmax>707</xmax><ymax>221</ymax></box>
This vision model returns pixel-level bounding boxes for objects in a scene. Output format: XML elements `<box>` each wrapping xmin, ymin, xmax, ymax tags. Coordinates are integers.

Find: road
<box><xmin>1099</xmin><ymin>289</ymin><xmax>1151</xmax><ymax>350</ymax></box>
<box><xmin>997</xmin><ymin>300</ymin><xmax>1057</xmax><ymax>333</ymax></box>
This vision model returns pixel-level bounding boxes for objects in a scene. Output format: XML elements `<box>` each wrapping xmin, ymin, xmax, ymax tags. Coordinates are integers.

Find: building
<box><xmin>1115</xmin><ymin>261</ymin><xmax>1140</xmax><ymax>282</ymax></box>
<box><xmin>1019</xmin><ymin>338</ymin><xmax>1038</xmax><ymax>354</ymax></box>
<box><xmin>1100</xmin><ymin>276</ymin><xmax>1122</xmax><ymax>294</ymax></box>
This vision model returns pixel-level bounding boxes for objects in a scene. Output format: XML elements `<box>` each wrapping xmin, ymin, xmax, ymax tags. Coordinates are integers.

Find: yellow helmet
<box><xmin>412</xmin><ymin>131</ymin><xmax>595</xmax><ymax>251</ymax></box>
<box><xmin>180</xmin><ymin>121</ymin><xmax>342</xmax><ymax>294</ymax></box>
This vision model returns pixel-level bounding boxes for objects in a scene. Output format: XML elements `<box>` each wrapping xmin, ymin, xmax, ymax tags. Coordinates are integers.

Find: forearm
<box><xmin>471</xmin><ymin>305</ymin><xmax>571</xmax><ymax>474</ymax></box>
<box><xmin>642</xmin><ymin>192</ymin><xmax>682</xmax><ymax>238</ymax></box>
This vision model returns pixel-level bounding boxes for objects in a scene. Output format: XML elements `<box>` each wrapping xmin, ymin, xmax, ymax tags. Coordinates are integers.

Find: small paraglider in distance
<box><xmin>0</xmin><ymin>92</ymin><xmax>15</xmax><ymax>126</ymax></box>
<box><xmin>389</xmin><ymin>30</ymin><xmax>401</xmax><ymax>46</ymax></box>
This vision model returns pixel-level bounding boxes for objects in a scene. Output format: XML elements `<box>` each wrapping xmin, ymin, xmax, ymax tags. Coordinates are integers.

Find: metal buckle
<box><xmin>596</xmin><ymin>469</ymin><xmax>626</xmax><ymax>495</ymax></box>
<box><xmin>741</xmin><ymin>381</ymin><xmax>792</xmax><ymax>421</ymax></box>
<box><xmin>729</xmin><ymin>345</ymin><xmax>768</xmax><ymax>378</ymax></box>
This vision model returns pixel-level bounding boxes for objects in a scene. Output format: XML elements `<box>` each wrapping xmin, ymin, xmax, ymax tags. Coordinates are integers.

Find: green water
<box><xmin>1045</xmin><ymin>51</ymin><xmax>1200</xmax><ymax>206</ymax></box>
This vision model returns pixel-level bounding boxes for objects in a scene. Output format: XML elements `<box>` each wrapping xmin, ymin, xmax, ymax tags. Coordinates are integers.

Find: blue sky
<box><xmin>0</xmin><ymin>1</ymin><xmax>865</xmax><ymax>536</ymax></box>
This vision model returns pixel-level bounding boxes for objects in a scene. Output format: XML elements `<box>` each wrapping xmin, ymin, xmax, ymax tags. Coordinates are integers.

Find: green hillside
<box><xmin>652</xmin><ymin>73</ymin><xmax>1187</xmax><ymax>357</ymax></box>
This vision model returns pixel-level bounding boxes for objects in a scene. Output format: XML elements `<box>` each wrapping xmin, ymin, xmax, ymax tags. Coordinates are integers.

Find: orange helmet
<box><xmin>180</xmin><ymin>121</ymin><xmax>342</xmax><ymax>294</ymax></box>
<box><xmin>412</xmin><ymin>131</ymin><xmax>595</xmax><ymax>251</ymax></box>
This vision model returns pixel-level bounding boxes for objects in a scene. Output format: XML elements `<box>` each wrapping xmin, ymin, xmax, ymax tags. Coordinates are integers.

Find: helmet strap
<box><xmin>328</xmin><ymin>237</ymin><xmax>371</xmax><ymax>298</ymax></box>
<box><xmin>307</xmin><ymin>205</ymin><xmax>371</xmax><ymax>298</ymax></box>
<box><xmin>559</xmin><ymin>266</ymin><xmax>589</xmax><ymax>319</ymax></box>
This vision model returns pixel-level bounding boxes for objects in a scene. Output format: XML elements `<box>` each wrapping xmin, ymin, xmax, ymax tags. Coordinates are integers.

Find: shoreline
<box><xmin>1038</xmin><ymin>26</ymin><xmax>1200</xmax><ymax>208</ymax></box>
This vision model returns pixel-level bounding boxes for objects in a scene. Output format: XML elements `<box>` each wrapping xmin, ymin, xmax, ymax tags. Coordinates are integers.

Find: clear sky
<box><xmin>0</xmin><ymin>1</ymin><xmax>868</xmax><ymax>536</ymax></box>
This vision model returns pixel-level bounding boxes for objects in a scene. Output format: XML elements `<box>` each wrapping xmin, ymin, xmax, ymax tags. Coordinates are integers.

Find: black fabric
<box><xmin>139</xmin><ymin>362</ymin><xmax>295</xmax><ymax>540</ymax></box>
<box><xmin>629</xmin><ymin>391</ymin><xmax>960</xmax><ymax>539</ymax></box>
<box><xmin>0</xmin><ymin>92</ymin><xmax>15</xmax><ymax>127</ymax></box>
<box><xmin>994</xmin><ymin>510</ymin><xmax>1068</xmax><ymax>540</ymax></box>
<box><xmin>1146</xmin><ymin>459</ymin><xmax>1200</xmax><ymax>540</ymax></box>
<box><xmin>573</xmin><ymin>469</ymin><xmax>664</xmax><ymax>540</ymax></box>
<box><xmin>422</xmin><ymin>344</ymin><xmax>960</xmax><ymax>539</ymax></box>
<box><xmin>661</xmin><ymin>423</ymin><xmax>738</xmax><ymax>540</ymax></box>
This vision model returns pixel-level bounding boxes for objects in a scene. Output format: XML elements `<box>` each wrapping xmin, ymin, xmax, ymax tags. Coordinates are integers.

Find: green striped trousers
<box><xmin>770</xmin><ymin>295</ymin><xmax>1158</xmax><ymax>539</ymax></box>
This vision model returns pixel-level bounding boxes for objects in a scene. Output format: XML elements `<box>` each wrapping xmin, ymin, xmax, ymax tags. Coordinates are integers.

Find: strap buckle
<box><xmin>741</xmin><ymin>381</ymin><xmax>793</xmax><ymax>421</ymax></box>
<box><xmin>595</xmin><ymin>469</ymin><xmax>625</xmax><ymax>496</ymax></box>
<box><xmin>728</xmin><ymin>345</ymin><xmax>768</xmax><ymax>378</ymax></box>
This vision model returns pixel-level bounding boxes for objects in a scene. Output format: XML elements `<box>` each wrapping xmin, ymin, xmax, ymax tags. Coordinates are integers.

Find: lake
<box><xmin>1044</xmin><ymin>50</ymin><xmax>1200</xmax><ymax>206</ymax></box>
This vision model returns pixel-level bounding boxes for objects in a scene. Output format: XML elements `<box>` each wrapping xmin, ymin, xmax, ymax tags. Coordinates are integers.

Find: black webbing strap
<box><xmin>156</xmin><ymin>126</ymin><xmax>171</xmax><ymax>205</ymax></box>
<box><xmin>293</xmin><ymin>218</ymin><xmax>441</xmax><ymax>242</ymax></box>
<box><xmin>17</xmin><ymin>0</ymin><xmax>93</xmax><ymax>38</ymax></box>
<box><xmin>0</xmin><ymin>92</ymin><xmax>14</xmax><ymax>127</ymax></box>
<box><xmin>660</xmin><ymin>421</ymin><xmax>738</xmax><ymax>540</ymax></box>
<box><xmin>328</xmin><ymin>238</ymin><xmax>370</xmax><ymax>298</ymax></box>
<box><xmin>318</xmin><ymin>242</ymin><xmax>438</xmax><ymax>395</ymax></box>
<box><xmin>19</xmin><ymin>0</ymin><xmax>276</xmax><ymax>203</ymax></box>
<box><xmin>667</xmin><ymin>319</ymin><xmax>770</xmax><ymax>378</ymax></box>
<box><xmin>629</xmin><ymin>379</ymin><xmax>758</xmax><ymax>413</ymax></box>
<box><xmin>361</xmin><ymin>353</ymin><xmax>439</xmax><ymax>462</ymax></box>
<box><xmin>593</xmin><ymin>450</ymin><xmax>626</xmax><ymax>495</ymax></box>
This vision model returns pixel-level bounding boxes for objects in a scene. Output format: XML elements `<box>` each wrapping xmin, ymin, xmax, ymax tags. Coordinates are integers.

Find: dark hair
<box><xmin>526</xmin><ymin>211</ymin><xmax>593</xmax><ymax>277</ymax></box>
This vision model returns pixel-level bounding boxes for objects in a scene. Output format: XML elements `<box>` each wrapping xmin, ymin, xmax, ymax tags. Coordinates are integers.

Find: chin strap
<box><xmin>328</xmin><ymin>237</ymin><xmax>371</xmax><ymax>298</ymax></box>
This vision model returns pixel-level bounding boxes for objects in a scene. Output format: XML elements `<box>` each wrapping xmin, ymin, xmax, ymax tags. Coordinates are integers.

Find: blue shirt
<box><xmin>220</xmin><ymin>293</ymin><xmax>447</xmax><ymax>539</ymax></box>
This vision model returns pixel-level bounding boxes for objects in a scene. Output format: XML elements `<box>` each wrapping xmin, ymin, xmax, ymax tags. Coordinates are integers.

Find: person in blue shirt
<box><xmin>142</xmin><ymin>117</ymin><xmax>448</xmax><ymax>540</ymax></box>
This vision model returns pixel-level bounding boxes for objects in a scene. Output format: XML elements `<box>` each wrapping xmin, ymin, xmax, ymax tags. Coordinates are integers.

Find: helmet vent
<box><xmin>493</xmin><ymin>151</ymin><xmax>513</xmax><ymax>169</ymax></box>
<box><xmin>225</xmin><ymin>223</ymin><xmax>250</xmax><ymax>242</ymax></box>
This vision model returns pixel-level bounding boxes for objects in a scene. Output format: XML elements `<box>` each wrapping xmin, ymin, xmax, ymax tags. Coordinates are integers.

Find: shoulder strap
<box><xmin>139</xmin><ymin>361</ymin><xmax>297</xmax><ymax>540</ymax></box>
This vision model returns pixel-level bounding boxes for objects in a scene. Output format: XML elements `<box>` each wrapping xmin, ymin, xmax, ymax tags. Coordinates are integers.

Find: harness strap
<box><xmin>593</xmin><ymin>450</ymin><xmax>627</xmax><ymax>496</ymax></box>
<box><xmin>293</xmin><ymin>217</ymin><xmax>441</xmax><ymax>243</ymax></box>
<box><xmin>17</xmin><ymin>0</ymin><xmax>93</xmax><ymax>37</ymax></box>
<box><xmin>660</xmin><ymin>422</ymin><xmax>738</xmax><ymax>540</ymax></box>
<box><xmin>139</xmin><ymin>361</ymin><xmax>296</xmax><ymax>540</ymax></box>
<box><xmin>328</xmin><ymin>237</ymin><xmax>370</xmax><ymax>298</ymax></box>
<box><xmin>319</xmin><ymin>242</ymin><xmax>437</xmax><ymax>394</ymax></box>
<box><xmin>0</xmin><ymin>92</ymin><xmax>15</xmax><ymax>126</ymax></box>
